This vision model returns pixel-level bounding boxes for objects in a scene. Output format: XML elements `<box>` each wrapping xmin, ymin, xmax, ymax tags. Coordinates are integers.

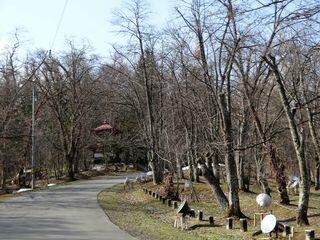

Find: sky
<box><xmin>0</xmin><ymin>0</ymin><xmax>174</xmax><ymax>57</ymax></box>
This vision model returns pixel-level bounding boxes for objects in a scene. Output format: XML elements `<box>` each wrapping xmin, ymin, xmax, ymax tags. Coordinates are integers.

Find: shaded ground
<box><xmin>98</xmin><ymin>179</ymin><xmax>320</xmax><ymax>240</ymax></box>
<box><xmin>0</xmin><ymin>175</ymin><xmax>137</xmax><ymax>240</ymax></box>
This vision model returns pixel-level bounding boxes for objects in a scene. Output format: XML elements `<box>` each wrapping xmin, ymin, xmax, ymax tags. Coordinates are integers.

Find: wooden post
<box><xmin>226</xmin><ymin>218</ymin><xmax>233</xmax><ymax>229</ymax></box>
<box><xmin>291</xmin><ymin>226</ymin><xmax>295</xmax><ymax>239</ymax></box>
<box><xmin>198</xmin><ymin>210</ymin><xmax>203</xmax><ymax>221</ymax></box>
<box><xmin>148</xmin><ymin>190</ymin><xmax>152</xmax><ymax>195</ymax></box>
<box><xmin>209</xmin><ymin>216</ymin><xmax>214</xmax><ymax>226</ymax></box>
<box><xmin>190</xmin><ymin>209</ymin><xmax>195</xmax><ymax>218</ymax></box>
<box><xmin>305</xmin><ymin>230</ymin><xmax>315</xmax><ymax>240</ymax></box>
<box><xmin>159</xmin><ymin>195</ymin><xmax>162</xmax><ymax>201</ymax></box>
<box><xmin>181</xmin><ymin>216</ymin><xmax>189</xmax><ymax>230</ymax></box>
<box><xmin>155</xmin><ymin>193</ymin><xmax>159</xmax><ymax>199</ymax></box>
<box><xmin>240</xmin><ymin>218</ymin><xmax>247</xmax><ymax>232</ymax></box>
<box><xmin>174</xmin><ymin>216</ymin><xmax>180</xmax><ymax>228</ymax></box>
<box><xmin>152</xmin><ymin>192</ymin><xmax>156</xmax><ymax>197</ymax></box>
<box><xmin>282</xmin><ymin>225</ymin><xmax>291</xmax><ymax>237</ymax></box>
<box><xmin>167</xmin><ymin>199</ymin><xmax>172</xmax><ymax>207</ymax></box>
<box><xmin>173</xmin><ymin>201</ymin><xmax>178</xmax><ymax>209</ymax></box>
<box><xmin>162</xmin><ymin>197</ymin><xmax>166</xmax><ymax>204</ymax></box>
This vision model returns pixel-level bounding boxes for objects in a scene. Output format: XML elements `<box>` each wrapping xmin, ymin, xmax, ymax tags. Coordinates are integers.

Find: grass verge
<box><xmin>98</xmin><ymin>180</ymin><xmax>320</xmax><ymax>240</ymax></box>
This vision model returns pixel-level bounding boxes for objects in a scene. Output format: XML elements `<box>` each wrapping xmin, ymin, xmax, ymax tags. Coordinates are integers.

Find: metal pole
<box><xmin>31</xmin><ymin>84</ymin><xmax>36</xmax><ymax>189</ymax></box>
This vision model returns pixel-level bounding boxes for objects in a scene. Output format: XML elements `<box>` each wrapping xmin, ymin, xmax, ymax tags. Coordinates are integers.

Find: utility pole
<box><xmin>31</xmin><ymin>83</ymin><xmax>36</xmax><ymax>189</ymax></box>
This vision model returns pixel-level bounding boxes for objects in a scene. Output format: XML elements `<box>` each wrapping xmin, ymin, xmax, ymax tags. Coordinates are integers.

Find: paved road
<box><xmin>0</xmin><ymin>176</ymin><xmax>137</xmax><ymax>240</ymax></box>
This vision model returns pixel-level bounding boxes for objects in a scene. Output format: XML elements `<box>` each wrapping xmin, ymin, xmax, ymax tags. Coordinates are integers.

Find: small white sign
<box><xmin>94</xmin><ymin>153</ymin><xmax>104</xmax><ymax>158</ymax></box>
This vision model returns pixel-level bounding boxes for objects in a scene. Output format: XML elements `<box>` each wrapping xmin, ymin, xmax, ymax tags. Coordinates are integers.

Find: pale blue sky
<box><xmin>0</xmin><ymin>0</ymin><xmax>174</xmax><ymax>57</ymax></box>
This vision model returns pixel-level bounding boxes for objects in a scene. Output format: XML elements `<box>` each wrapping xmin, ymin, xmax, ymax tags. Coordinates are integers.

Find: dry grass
<box><xmin>98</xmin><ymin>178</ymin><xmax>320</xmax><ymax>240</ymax></box>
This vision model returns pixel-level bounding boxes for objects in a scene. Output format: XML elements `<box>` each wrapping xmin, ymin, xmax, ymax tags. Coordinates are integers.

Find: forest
<box><xmin>1</xmin><ymin>0</ymin><xmax>320</xmax><ymax>227</ymax></box>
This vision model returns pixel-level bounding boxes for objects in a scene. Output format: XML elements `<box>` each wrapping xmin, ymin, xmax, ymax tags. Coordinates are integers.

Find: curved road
<box><xmin>0</xmin><ymin>176</ymin><xmax>137</xmax><ymax>240</ymax></box>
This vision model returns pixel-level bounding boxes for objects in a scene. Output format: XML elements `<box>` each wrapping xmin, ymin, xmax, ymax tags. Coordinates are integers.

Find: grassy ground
<box><xmin>98</xmin><ymin>179</ymin><xmax>320</xmax><ymax>240</ymax></box>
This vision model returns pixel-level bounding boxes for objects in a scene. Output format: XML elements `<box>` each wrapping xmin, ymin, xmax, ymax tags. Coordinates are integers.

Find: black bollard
<box><xmin>283</xmin><ymin>225</ymin><xmax>291</xmax><ymax>237</ymax></box>
<box><xmin>190</xmin><ymin>209</ymin><xmax>195</xmax><ymax>218</ymax></box>
<box><xmin>305</xmin><ymin>230</ymin><xmax>315</xmax><ymax>240</ymax></box>
<box><xmin>226</xmin><ymin>217</ymin><xmax>233</xmax><ymax>229</ymax></box>
<box><xmin>240</xmin><ymin>218</ymin><xmax>247</xmax><ymax>232</ymax></box>
<box><xmin>198</xmin><ymin>210</ymin><xmax>203</xmax><ymax>221</ymax></box>
<box><xmin>172</xmin><ymin>201</ymin><xmax>178</xmax><ymax>209</ymax></box>
<box><xmin>209</xmin><ymin>216</ymin><xmax>214</xmax><ymax>226</ymax></box>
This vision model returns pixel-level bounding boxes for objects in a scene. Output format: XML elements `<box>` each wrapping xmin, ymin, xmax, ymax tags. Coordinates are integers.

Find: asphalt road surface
<box><xmin>0</xmin><ymin>176</ymin><xmax>137</xmax><ymax>240</ymax></box>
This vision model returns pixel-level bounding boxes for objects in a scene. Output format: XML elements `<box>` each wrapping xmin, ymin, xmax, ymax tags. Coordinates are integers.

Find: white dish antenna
<box><xmin>261</xmin><ymin>214</ymin><xmax>277</xmax><ymax>233</ymax></box>
<box><xmin>256</xmin><ymin>193</ymin><xmax>272</xmax><ymax>208</ymax></box>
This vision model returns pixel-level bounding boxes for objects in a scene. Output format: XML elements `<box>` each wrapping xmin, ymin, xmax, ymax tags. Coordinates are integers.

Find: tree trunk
<box><xmin>66</xmin><ymin>154</ymin><xmax>75</xmax><ymax>181</ymax></box>
<box><xmin>192</xmin><ymin>150</ymin><xmax>200</xmax><ymax>182</ymax></box>
<box><xmin>187</xmin><ymin>154</ymin><xmax>195</xmax><ymax>182</ymax></box>
<box><xmin>212</xmin><ymin>151</ymin><xmax>220</xmax><ymax>183</ymax></box>
<box><xmin>241</xmin><ymin>73</ymin><xmax>290</xmax><ymax>203</ymax></box>
<box><xmin>219</xmin><ymin>93</ymin><xmax>245</xmax><ymax>218</ymax></box>
<box><xmin>304</xmin><ymin>89</ymin><xmax>320</xmax><ymax>191</ymax></box>
<box><xmin>263</xmin><ymin>55</ymin><xmax>310</xmax><ymax>225</ymax></box>
<box><xmin>268</xmin><ymin>144</ymin><xmax>290</xmax><ymax>204</ymax></box>
<box><xmin>176</xmin><ymin>158</ymin><xmax>182</xmax><ymax>179</ymax></box>
<box><xmin>199</xmin><ymin>159</ymin><xmax>229</xmax><ymax>210</ymax></box>
<box><xmin>205</xmin><ymin>152</ymin><xmax>213</xmax><ymax>173</ymax></box>
<box><xmin>316</xmin><ymin>158</ymin><xmax>320</xmax><ymax>190</ymax></box>
<box><xmin>150</xmin><ymin>150</ymin><xmax>163</xmax><ymax>184</ymax></box>
<box><xmin>235</xmin><ymin>106</ymin><xmax>249</xmax><ymax>192</ymax></box>
<box><xmin>1</xmin><ymin>165</ymin><xmax>6</xmax><ymax>189</ymax></box>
